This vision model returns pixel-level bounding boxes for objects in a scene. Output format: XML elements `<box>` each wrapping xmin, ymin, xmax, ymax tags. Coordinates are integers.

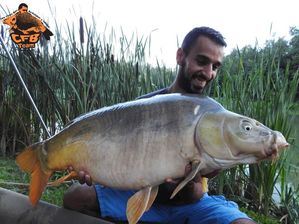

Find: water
<box><xmin>273</xmin><ymin>115</ymin><xmax>299</xmax><ymax>204</ymax></box>
<box><xmin>287</xmin><ymin>115</ymin><xmax>299</xmax><ymax>185</ymax></box>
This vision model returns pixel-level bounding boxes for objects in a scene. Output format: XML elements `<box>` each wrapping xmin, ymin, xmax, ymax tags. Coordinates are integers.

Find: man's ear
<box><xmin>176</xmin><ymin>48</ymin><xmax>185</xmax><ymax>66</ymax></box>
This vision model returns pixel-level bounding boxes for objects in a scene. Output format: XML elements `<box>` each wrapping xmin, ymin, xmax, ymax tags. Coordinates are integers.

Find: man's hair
<box><xmin>181</xmin><ymin>27</ymin><xmax>227</xmax><ymax>54</ymax></box>
<box><xmin>18</xmin><ymin>3</ymin><xmax>28</xmax><ymax>10</ymax></box>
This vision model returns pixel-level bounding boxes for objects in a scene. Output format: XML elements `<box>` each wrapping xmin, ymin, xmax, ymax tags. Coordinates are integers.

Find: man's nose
<box><xmin>202</xmin><ymin>64</ymin><xmax>214</xmax><ymax>80</ymax></box>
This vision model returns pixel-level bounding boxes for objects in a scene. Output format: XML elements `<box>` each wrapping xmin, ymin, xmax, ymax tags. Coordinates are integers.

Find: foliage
<box><xmin>288</xmin><ymin>27</ymin><xmax>299</xmax><ymax>73</ymax></box>
<box><xmin>0</xmin><ymin>158</ymin><xmax>69</xmax><ymax>206</ymax></box>
<box><xmin>240</xmin><ymin>207</ymin><xmax>280</xmax><ymax>224</ymax></box>
<box><xmin>0</xmin><ymin>18</ymin><xmax>173</xmax><ymax>156</ymax></box>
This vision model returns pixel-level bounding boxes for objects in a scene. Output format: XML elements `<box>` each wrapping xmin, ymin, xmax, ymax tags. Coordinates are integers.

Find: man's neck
<box><xmin>168</xmin><ymin>83</ymin><xmax>188</xmax><ymax>94</ymax></box>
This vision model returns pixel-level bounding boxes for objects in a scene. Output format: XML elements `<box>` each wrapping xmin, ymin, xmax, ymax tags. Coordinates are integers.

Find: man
<box><xmin>63</xmin><ymin>27</ymin><xmax>255</xmax><ymax>224</ymax></box>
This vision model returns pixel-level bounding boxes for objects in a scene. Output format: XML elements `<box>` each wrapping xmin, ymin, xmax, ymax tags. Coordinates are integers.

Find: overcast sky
<box><xmin>1</xmin><ymin>0</ymin><xmax>298</xmax><ymax>67</ymax></box>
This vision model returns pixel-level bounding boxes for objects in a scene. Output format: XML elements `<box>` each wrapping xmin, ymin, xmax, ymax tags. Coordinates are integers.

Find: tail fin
<box><xmin>42</xmin><ymin>28</ymin><xmax>53</xmax><ymax>40</ymax></box>
<box><xmin>16</xmin><ymin>142</ymin><xmax>52</xmax><ymax>206</ymax></box>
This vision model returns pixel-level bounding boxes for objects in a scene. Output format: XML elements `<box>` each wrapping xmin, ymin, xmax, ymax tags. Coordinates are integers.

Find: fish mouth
<box><xmin>263</xmin><ymin>131</ymin><xmax>289</xmax><ymax>160</ymax></box>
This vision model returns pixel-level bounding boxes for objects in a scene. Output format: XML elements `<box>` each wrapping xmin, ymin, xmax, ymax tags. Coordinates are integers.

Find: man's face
<box><xmin>177</xmin><ymin>36</ymin><xmax>224</xmax><ymax>94</ymax></box>
<box><xmin>19</xmin><ymin>6</ymin><xmax>28</xmax><ymax>13</ymax></box>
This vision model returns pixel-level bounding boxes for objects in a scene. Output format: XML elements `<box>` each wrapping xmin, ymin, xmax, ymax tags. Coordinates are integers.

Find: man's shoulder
<box><xmin>137</xmin><ymin>88</ymin><xmax>168</xmax><ymax>100</ymax></box>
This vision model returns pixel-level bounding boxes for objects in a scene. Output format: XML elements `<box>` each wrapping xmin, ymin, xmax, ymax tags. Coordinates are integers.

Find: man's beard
<box><xmin>179</xmin><ymin>70</ymin><xmax>211</xmax><ymax>94</ymax></box>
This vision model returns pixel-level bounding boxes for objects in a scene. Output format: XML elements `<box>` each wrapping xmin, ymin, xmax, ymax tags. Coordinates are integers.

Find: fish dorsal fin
<box><xmin>126</xmin><ymin>186</ymin><xmax>158</xmax><ymax>224</ymax></box>
<box><xmin>170</xmin><ymin>161</ymin><xmax>202</xmax><ymax>199</ymax></box>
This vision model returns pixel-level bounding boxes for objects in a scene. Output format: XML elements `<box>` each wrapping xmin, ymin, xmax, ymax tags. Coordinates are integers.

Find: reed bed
<box><xmin>0</xmin><ymin>18</ymin><xmax>174</xmax><ymax>151</ymax></box>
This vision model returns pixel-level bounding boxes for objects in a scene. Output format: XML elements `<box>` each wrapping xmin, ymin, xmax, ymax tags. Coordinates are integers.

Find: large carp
<box><xmin>16</xmin><ymin>94</ymin><xmax>288</xmax><ymax>224</ymax></box>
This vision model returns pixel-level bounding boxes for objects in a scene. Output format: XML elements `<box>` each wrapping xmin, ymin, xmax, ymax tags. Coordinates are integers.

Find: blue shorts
<box><xmin>95</xmin><ymin>185</ymin><xmax>252</xmax><ymax>224</ymax></box>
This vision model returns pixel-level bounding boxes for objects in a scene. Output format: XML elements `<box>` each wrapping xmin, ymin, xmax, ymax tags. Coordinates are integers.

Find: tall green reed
<box><xmin>0</xmin><ymin>16</ymin><xmax>173</xmax><ymax>154</ymax></box>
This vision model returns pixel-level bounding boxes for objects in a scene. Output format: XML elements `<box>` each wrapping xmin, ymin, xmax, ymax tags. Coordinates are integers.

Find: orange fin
<box><xmin>16</xmin><ymin>142</ymin><xmax>52</xmax><ymax>206</ymax></box>
<box><xmin>16</xmin><ymin>143</ymin><xmax>40</xmax><ymax>173</ymax></box>
<box><xmin>145</xmin><ymin>186</ymin><xmax>158</xmax><ymax>211</ymax></box>
<box><xmin>48</xmin><ymin>171</ymin><xmax>78</xmax><ymax>186</ymax></box>
<box><xmin>126</xmin><ymin>186</ymin><xmax>158</xmax><ymax>224</ymax></box>
<box><xmin>170</xmin><ymin>161</ymin><xmax>202</xmax><ymax>199</ymax></box>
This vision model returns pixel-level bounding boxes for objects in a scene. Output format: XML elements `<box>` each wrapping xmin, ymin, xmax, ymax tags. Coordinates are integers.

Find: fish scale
<box><xmin>82</xmin><ymin>96</ymin><xmax>201</xmax><ymax>188</ymax></box>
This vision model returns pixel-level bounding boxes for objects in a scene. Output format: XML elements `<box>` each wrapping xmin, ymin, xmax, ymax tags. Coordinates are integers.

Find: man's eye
<box><xmin>212</xmin><ymin>64</ymin><xmax>220</xmax><ymax>71</ymax></box>
<box><xmin>197</xmin><ymin>59</ymin><xmax>207</xmax><ymax>66</ymax></box>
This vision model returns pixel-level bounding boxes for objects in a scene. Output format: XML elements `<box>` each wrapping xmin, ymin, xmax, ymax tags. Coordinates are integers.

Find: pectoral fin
<box><xmin>170</xmin><ymin>161</ymin><xmax>202</xmax><ymax>199</ymax></box>
<box><xmin>126</xmin><ymin>185</ymin><xmax>159</xmax><ymax>224</ymax></box>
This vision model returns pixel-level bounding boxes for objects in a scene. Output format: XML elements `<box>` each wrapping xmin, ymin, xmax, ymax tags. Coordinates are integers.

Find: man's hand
<box><xmin>158</xmin><ymin>163</ymin><xmax>221</xmax><ymax>205</ymax></box>
<box><xmin>165</xmin><ymin>163</ymin><xmax>202</xmax><ymax>184</ymax></box>
<box><xmin>165</xmin><ymin>162</ymin><xmax>221</xmax><ymax>184</ymax></box>
<box><xmin>68</xmin><ymin>166</ymin><xmax>93</xmax><ymax>186</ymax></box>
<box><xmin>156</xmin><ymin>163</ymin><xmax>203</xmax><ymax>205</ymax></box>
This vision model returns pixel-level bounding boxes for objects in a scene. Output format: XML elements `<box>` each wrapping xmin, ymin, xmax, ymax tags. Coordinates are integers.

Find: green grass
<box><xmin>240</xmin><ymin>208</ymin><xmax>280</xmax><ymax>224</ymax></box>
<box><xmin>0</xmin><ymin>158</ymin><xmax>29</xmax><ymax>192</ymax></box>
<box><xmin>0</xmin><ymin>158</ymin><xmax>70</xmax><ymax>206</ymax></box>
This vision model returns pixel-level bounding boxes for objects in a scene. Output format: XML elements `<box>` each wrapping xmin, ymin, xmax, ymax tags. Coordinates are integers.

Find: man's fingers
<box><xmin>85</xmin><ymin>174</ymin><xmax>92</xmax><ymax>186</ymax></box>
<box><xmin>192</xmin><ymin>173</ymin><xmax>202</xmax><ymax>183</ymax></box>
<box><xmin>67</xmin><ymin>167</ymin><xmax>93</xmax><ymax>185</ymax></box>
<box><xmin>78</xmin><ymin>171</ymin><xmax>86</xmax><ymax>184</ymax></box>
<box><xmin>68</xmin><ymin>166</ymin><xmax>74</xmax><ymax>172</ymax></box>
<box><xmin>185</xmin><ymin>163</ymin><xmax>202</xmax><ymax>183</ymax></box>
<box><xmin>77</xmin><ymin>171</ymin><xmax>92</xmax><ymax>185</ymax></box>
<box><xmin>165</xmin><ymin>177</ymin><xmax>180</xmax><ymax>184</ymax></box>
<box><xmin>184</xmin><ymin>163</ymin><xmax>192</xmax><ymax>174</ymax></box>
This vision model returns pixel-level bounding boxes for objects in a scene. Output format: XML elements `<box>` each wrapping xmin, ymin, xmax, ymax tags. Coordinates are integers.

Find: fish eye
<box><xmin>241</xmin><ymin>121</ymin><xmax>253</xmax><ymax>132</ymax></box>
<box><xmin>244</xmin><ymin>125</ymin><xmax>252</xmax><ymax>131</ymax></box>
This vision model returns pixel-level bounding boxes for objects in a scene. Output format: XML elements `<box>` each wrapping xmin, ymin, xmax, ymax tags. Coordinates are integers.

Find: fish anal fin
<box><xmin>48</xmin><ymin>171</ymin><xmax>79</xmax><ymax>187</ymax></box>
<box><xmin>145</xmin><ymin>185</ymin><xmax>159</xmax><ymax>211</ymax></box>
<box><xmin>170</xmin><ymin>161</ymin><xmax>202</xmax><ymax>199</ymax></box>
<box><xmin>127</xmin><ymin>186</ymin><xmax>155</xmax><ymax>224</ymax></box>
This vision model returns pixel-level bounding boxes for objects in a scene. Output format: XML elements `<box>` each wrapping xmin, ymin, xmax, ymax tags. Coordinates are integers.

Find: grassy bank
<box><xmin>0</xmin><ymin>158</ymin><xmax>69</xmax><ymax>206</ymax></box>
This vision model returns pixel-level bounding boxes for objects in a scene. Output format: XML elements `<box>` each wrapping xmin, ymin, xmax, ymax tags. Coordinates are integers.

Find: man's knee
<box><xmin>63</xmin><ymin>183</ymin><xmax>99</xmax><ymax>217</ymax></box>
